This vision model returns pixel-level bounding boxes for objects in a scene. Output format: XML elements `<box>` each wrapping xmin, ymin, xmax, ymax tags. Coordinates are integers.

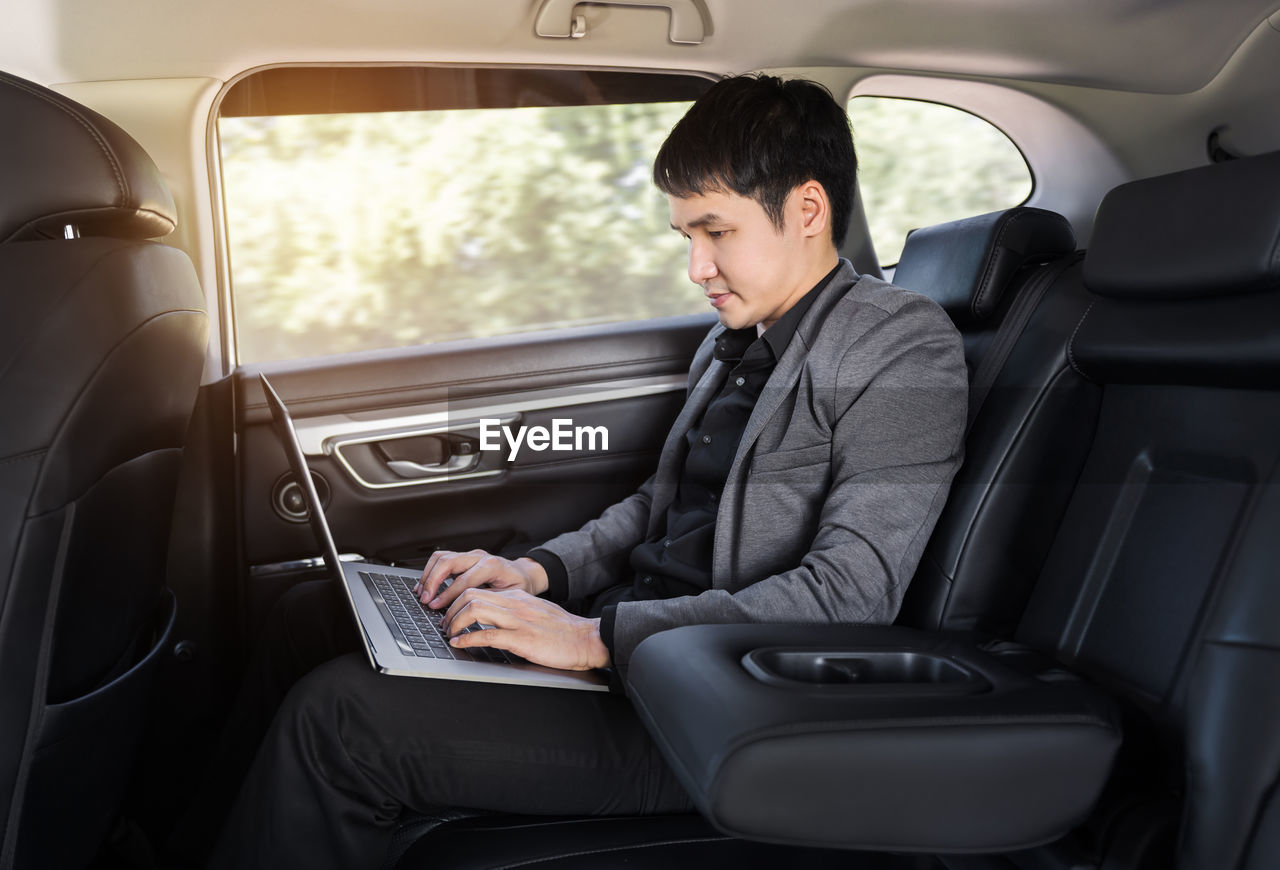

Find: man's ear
<box><xmin>794</xmin><ymin>180</ymin><xmax>831</xmax><ymax>240</ymax></box>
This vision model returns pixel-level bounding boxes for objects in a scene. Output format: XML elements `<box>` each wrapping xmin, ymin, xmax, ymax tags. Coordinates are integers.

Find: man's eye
<box><xmin>707</xmin><ymin>230</ymin><xmax>726</xmax><ymax>239</ymax></box>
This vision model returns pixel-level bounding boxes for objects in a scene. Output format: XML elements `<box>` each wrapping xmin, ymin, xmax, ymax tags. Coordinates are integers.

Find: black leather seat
<box><xmin>630</xmin><ymin>149</ymin><xmax>1280</xmax><ymax>869</ymax></box>
<box><xmin>0</xmin><ymin>70</ymin><xmax>208</xmax><ymax>869</ymax></box>
<box><xmin>891</xmin><ymin>206</ymin><xmax>1091</xmax><ymax>635</ymax></box>
<box><xmin>892</xmin><ymin>205</ymin><xmax>1078</xmax><ymax>377</ymax></box>
<box><xmin>894</xmin><ymin>208</ymin><xmax>1096</xmax><ymax>637</ymax></box>
<box><xmin>388</xmin><ymin>206</ymin><xmax>1081</xmax><ymax>869</ymax></box>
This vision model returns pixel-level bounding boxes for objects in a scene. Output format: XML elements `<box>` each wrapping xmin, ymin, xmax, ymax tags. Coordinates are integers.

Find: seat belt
<box><xmin>965</xmin><ymin>251</ymin><xmax>1084</xmax><ymax>436</ymax></box>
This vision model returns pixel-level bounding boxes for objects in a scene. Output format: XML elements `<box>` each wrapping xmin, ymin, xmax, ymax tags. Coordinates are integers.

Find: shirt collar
<box><xmin>712</xmin><ymin>262</ymin><xmax>842</xmax><ymax>364</ymax></box>
<box><xmin>758</xmin><ymin>261</ymin><xmax>841</xmax><ymax>360</ymax></box>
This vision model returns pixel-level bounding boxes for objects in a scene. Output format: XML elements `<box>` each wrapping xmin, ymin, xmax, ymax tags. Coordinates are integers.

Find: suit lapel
<box><xmin>731</xmin><ymin>261</ymin><xmax>860</xmax><ymax>476</ymax></box>
<box><xmin>712</xmin><ymin>261</ymin><xmax>861</xmax><ymax>584</ymax></box>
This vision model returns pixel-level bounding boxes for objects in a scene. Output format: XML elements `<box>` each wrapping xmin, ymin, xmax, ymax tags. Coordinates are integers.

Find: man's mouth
<box><xmin>707</xmin><ymin>291</ymin><xmax>731</xmax><ymax>309</ymax></box>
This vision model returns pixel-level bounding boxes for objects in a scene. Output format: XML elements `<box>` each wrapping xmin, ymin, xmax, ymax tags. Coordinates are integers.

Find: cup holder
<box><xmin>742</xmin><ymin>647</ymin><xmax>990</xmax><ymax>694</ymax></box>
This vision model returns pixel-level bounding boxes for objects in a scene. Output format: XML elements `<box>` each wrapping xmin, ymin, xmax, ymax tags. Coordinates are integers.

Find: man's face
<box><xmin>668</xmin><ymin>187</ymin><xmax>814</xmax><ymax>331</ymax></box>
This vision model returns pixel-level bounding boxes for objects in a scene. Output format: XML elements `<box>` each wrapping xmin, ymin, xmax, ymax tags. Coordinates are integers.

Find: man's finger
<box><xmin>441</xmin><ymin>588</ymin><xmax>505</xmax><ymax>632</ymax></box>
<box><xmin>427</xmin><ymin>559</ymin><xmax>498</xmax><ymax>609</ymax></box>
<box><xmin>414</xmin><ymin>550</ymin><xmax>450</xmax><ymax>595</ymax></box>
<box><xmin>415</xmin><ymin>549</ymin><xmax>453</xmax><ymax>595</ymax></box>
<box><xmin>448</xmin><ymin>627</ymin><xmax>512</xmax><ymax>652</ymax></box>
<box><xmin>419</xmin><ymin>550</ymin><xmax>484</xmax><ymax>603</ymax></box>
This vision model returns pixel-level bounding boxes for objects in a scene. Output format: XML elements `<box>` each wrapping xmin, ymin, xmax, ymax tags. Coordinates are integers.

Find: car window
<box><xmin>848</xmin><ymin>96</ymin><xmax>1033</xmax><ymax>266</ymax></box>
<box><xmin>217</xmin><ymin>68</ymin><xmax>711</xmax><ymax>363</ymax></box>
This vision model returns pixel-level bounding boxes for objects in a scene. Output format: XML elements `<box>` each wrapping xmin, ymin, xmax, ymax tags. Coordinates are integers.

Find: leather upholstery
<box><xmin>0</xmin><ymin>70</ymin><xmax>206</xmax><ymax>868</ymax></box>
<box><xmin>395</xmin><ymin>813</ymin><xmax>944</xmax><ymax>870</ymax></box>
<box><xmin>628</xmin><ymin>624</ymin><xmax>1121</xmax><ymax>853</ymax></box>
<box><xmin>893</xmin><ymin>207</ymin><xmax>1076</xmax><ymax>324</ymax></box>
<box><xmin>1180</xmin><ymin>466</ymin><xmax>1280</xmax><ymax>870</ymax></box>
<box><xmin>0</xmin><ymin>70</ymin><xmax>177</xmax><ymax>242</ymax></box>
<box><xmin>1004</xmin><ymin>153</ymin><xmax>1280</xmax><ymax>866</ymax></box>
<box><xmin>1069</xmin><ymin>291</ymin><xmax>1280</xmax><ymax>387</ymax></box>
<box><xmin>899</xmin><ymin>259</ymin><xmax>1099</xmax><ymax>635</ymax></box>
<box><xmin>898</xmin><ymin>152</ymin><xmax>1280</xmax><ymax>867</ymax></box>
<box><xmin>1082</xmin><ymin>148</ymin><xmax>1280</xmax><ymax>300</ymax></box>
<box><xmin>892</xmin><ymin>212</ymin><xmax>1092</xmax><ymax>637</ymax></box>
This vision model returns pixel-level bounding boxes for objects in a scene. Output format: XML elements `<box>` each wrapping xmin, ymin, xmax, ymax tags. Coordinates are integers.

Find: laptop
<box><xmin>260</xmin><ymin>373</ymin><xmax>609</xmax><ymax>691</ymax></box>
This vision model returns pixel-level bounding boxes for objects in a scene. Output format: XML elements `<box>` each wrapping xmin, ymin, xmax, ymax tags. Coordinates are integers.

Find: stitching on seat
<box><xmin>1205</xmin><ymin>637</ymin><xmax>1280</xmax><ymax>654</ymax></box>
<box><xmin>494</xmin><ymin>835</ymin><xmax>730</xmax><ymax>869</ymax></box>
<box><xmin>0</xmin><ymin>449</ymin><xmax>47</xmax><ymax>469</ymax></box>
<box><xmin>1066</xmin><ymin>299</ymin><xmax>1097</xmax><ymax>380</ymax></box>
<box><xmin>973</xmin><ymin>209</ymin><xmax>1028</xmax><ymax>318</ymax></box>
<box><xmin>1</xmin><ymin>75</ymin><xmax>130</xmax><ymax>206</ymax></box>
<box><xmin>974</xmin><ymin>209</ymin><xmax>1074</xmax><ymax>320</ymax></box>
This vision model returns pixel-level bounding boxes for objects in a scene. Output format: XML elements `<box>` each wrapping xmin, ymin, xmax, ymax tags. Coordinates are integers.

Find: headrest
<box><xmin>1083</xmin><ymin>149</ymin><xmax>1280</xmax><ymax>300</ymax></box>
<box><xmin>892</xmin><ymin>207</ymin><xmax>1076</xmax><ymax>324</ymax></box>
<box><xmin>0</xmin><ymin>70</ymin><xmax>177</xmax><ymax>243</ymax></box>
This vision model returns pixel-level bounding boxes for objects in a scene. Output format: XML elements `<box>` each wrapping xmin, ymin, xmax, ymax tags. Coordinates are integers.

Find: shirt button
<box><xmin>701</xmin><ymin>434</ymin><xmax>712</xmax><ymax>445</ymax></box>
<box><xmin>642</xmin><ymin>575</ymin><xmax>653</xmax><ymax>585</ymax></box>
<box><xmin>735</xmin><ymin>377</ymin><xmax>745</xmax><ymax>387</ymax></box>
<box><xmin>663</xmin><ymin>539</ymin><xmax>671</xmax><ymax>548</ymax></box>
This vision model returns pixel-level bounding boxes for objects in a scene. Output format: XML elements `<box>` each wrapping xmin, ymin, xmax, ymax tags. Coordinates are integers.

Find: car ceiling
<box><xmin>6</xmin><ymin>0</ymin><xmax>1280</xmax><ymax>274</ymax></box>
<box><xmin>6</xmin><ymin>0</ymin><xmax>1280</xmax><ymax>94</ymax></box>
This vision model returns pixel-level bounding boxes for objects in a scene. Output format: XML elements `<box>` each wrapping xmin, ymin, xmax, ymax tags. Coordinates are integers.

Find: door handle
<box><xmin>385</xmin><ymin>454</ymin><xmax>480</xmax><ymax>478</ymax></box>
<box><xmin>329</xmin><ymin>418</ymin><xmax>514</xmax><ymax>489</ymax></box>
<box><xmin>376</xmin><ymin>432</ymin><xmax>482</xmax><ymax>479</ymax></box>
<box><xmin>534</xmin><ymin>0</ymin><xmax>706</xmax><ymax>44</ymax></box>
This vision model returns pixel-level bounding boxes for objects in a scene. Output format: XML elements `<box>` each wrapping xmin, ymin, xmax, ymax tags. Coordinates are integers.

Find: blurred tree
<box><xmin>222</xmin><ymin>101</ymin><xmax>698</xmax><ymax>362</ymax></box>
<box><xmin>849</xmin><ymin>97</ymin><xmax>1033</xmax><ymax>265</ymax></box>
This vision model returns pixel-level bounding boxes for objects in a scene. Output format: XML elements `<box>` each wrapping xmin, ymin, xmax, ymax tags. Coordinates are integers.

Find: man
<box><xmin>210</xmin><ymin>74</ymin><xmax>966</xmax><ymax>869</ymax></box>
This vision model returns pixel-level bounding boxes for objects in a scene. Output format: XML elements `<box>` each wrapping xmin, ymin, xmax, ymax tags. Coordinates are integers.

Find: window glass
<box><xmin>848</xmin><ymin>96</ymin><xmax>1033</xmax><ymax>266</ymax></box>
<box><xmin>218</xmin><ymin>68</ymin><xmax>710</xmax><ymax>363</ymax></box>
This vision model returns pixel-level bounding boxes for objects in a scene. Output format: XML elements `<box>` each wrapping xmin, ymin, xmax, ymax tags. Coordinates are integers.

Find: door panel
<box><xmin>234</xmin><ymin>313</ymin><xmax>712</xmax><ymax>616</ymax></box>
<box><xmin>293</xmin><ymin>373</ymin><xmax>687</xmax><ymax>491</ymax></box>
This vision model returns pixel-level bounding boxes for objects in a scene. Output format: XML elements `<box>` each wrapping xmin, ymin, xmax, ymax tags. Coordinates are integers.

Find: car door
<box><xmin>233</xmin><ymin>316</ymin><xmax>708</xmax><ymax>619</ymax></box>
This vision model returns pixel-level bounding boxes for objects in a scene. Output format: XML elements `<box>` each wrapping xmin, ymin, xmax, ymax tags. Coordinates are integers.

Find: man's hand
<box><xmin>442</xmin><ymin>588</ymin><xmax>611</xmax><ymax>671</ymax></box>
<box><xmin>414</xmin><ymin>549</ymin><xmax>548</xmax><ymax>609</ymax></box>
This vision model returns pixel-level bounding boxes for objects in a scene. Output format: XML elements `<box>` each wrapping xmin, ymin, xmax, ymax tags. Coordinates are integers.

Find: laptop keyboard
<box><xmin>359</xmin><ymin>570</ymin><xmax>515</xmax><ymax>664</ymax></box>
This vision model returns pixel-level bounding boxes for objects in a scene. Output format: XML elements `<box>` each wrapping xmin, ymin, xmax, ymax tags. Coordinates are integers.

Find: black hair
<box><xmin>653</xmin><ymin>74</ymin><xmax>857</xmax><ymax>246</ymax></box>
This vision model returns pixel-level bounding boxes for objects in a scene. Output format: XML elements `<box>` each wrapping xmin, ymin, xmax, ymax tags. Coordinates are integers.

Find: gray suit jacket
<box><xmin>539</xmin><ymin>260</ymin><xmax>968</xmax><ymax>675</ymax></box>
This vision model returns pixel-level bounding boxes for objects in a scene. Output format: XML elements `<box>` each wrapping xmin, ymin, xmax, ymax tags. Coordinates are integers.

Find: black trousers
<box><xmin>205</xmin><ymin>580</ymin><xmax>693</xmax><ymax>870</ymax></box>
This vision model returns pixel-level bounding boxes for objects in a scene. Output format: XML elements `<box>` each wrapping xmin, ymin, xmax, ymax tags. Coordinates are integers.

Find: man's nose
<box><xmin>688</xmin><ymin>240</ymin><xmax>718</xmax><ymax>285</ymax></box>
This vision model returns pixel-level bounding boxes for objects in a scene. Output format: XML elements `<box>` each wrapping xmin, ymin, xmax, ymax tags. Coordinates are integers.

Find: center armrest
<box><xmin>626</xmin><ymin>624</ymin><xmax>1121</xmax><ymax>853</ymax></box>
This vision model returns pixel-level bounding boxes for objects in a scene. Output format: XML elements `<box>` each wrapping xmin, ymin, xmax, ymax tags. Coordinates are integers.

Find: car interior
<box><xmin>2</xmin><ymin>1</ymin><xmax>1279</xmax><ymax>869</ymax></box>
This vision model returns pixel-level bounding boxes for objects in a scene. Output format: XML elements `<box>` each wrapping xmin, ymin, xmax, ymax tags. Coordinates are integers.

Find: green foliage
<box><xmin>220</xmin><ymin>95</ymin><xmax>1032</xmax><ymax>362</ymax></box>
<box><xmin>221</xmin><ymin>102</ymin><xmax>699</xmax><ymax>362</ymax></box>
<box><xmin>849</xmin><ymin>97</ymin><xmax>1033</xmax><ymax>265</ymax></box>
